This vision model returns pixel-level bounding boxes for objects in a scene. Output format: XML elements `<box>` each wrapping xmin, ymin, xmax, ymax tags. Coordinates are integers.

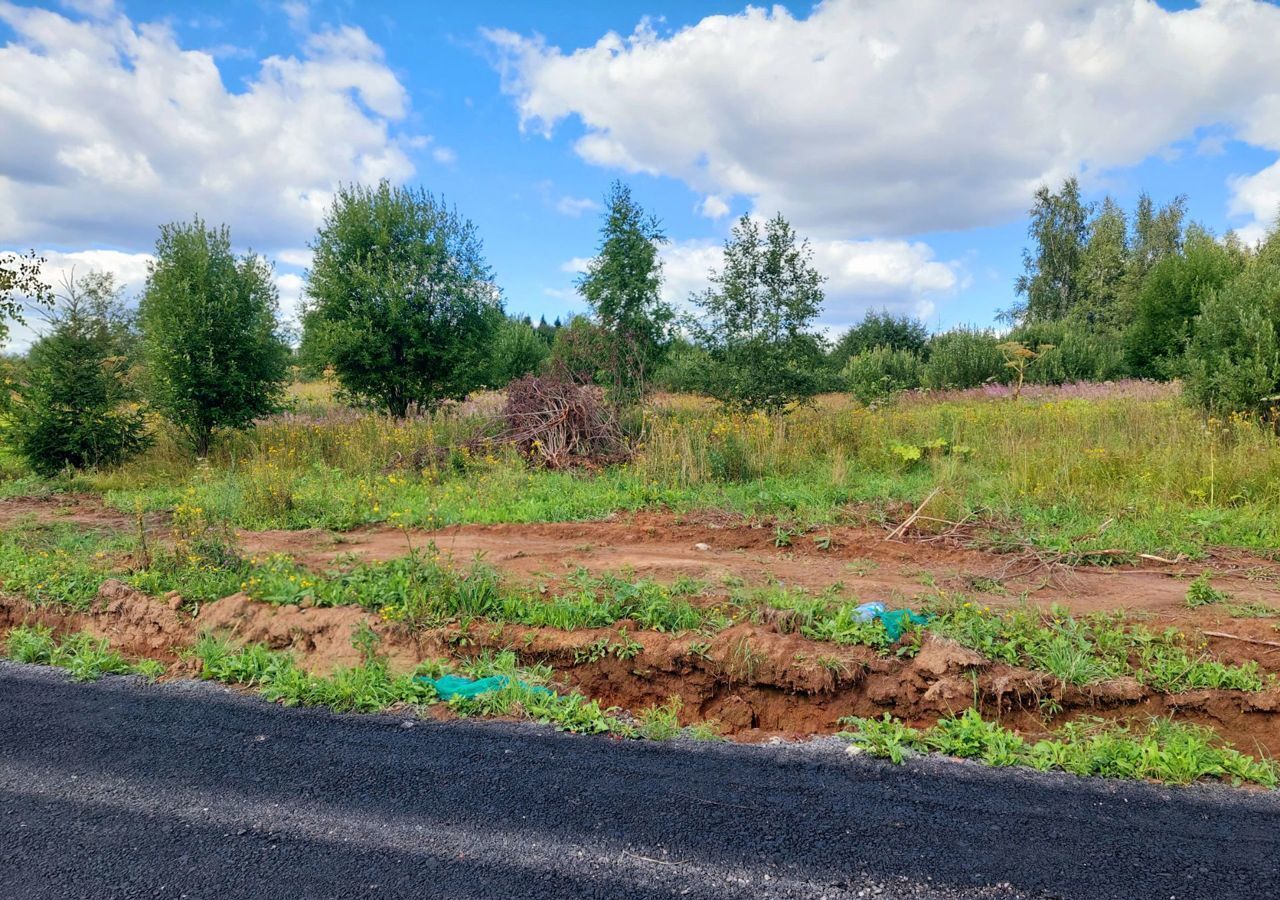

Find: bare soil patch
<box><xmin>7</xmin><ymin>493</ymin><xmax>1278</xmax><ymax>617</ymax></box>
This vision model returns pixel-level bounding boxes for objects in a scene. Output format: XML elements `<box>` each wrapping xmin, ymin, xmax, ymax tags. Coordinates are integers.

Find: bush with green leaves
<box><xmin>1009</xmin><ymin>320</ymin><xmax>1128</xmax><ymax>385</ymax></box>
<box><xmin>921</xmin><ymin>328</ymin><xmax>1007</xmax><ymax>390</ymax></box>
<box><xmin>1124</xmin><ymin>225</ymin><xmax>1244</xmax><ymax>379</ymax></box>
<box><xmin>830</xmin><ymin>310</ymin><xmax>928</xmax><ymax>370</ymax></box>
<box><xmin>9</xmin><ymin>273</ymin><xmax>148</xmax><ymax>475</ymax></box>
<box><xmin>650</xmin><ymin>337</ymin><xmax>714</xmax><ymax>394</ymax></box>
<box><xmin>488</xmin><ymin>316</ymin><xmax>550</xmax><ymax>387</ymax></box>
<box><xmin>546</xmin><ymin>313</ymin><xmax>609</xmax><ymax>384</ymax></box>
<box><xmin>842</xmin><ymin>346</ymin><xmax>924</xmax><ymax>404</ymax></box>
<box><xmin>1183</xmin><ymin>254</ymin><xmax>1280</xmax><ymax>416</ymax></box>
<box><xmin>139</xmin><ymin>217</ymin><xmax>289</xmax><ymax>455</ymax></box>
<box><xmin>305</xmin><ymin>181</ymin><xmax>502</xmax><ymax>417</ymax></box>
<box><xmin>692</xmin><ymin>213</ymin><xmax>828</xmax><ymax>413</ymax></box>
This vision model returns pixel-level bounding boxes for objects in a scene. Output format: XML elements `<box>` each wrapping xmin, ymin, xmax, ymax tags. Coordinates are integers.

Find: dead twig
<box><xmin>1201</xmin><ymin>630</ymin><xmax>1280</xmax><ymax>650</ymax></box>
<box><xmin>886</xmin><ymin>486</ymin><xmax>942</xmax><ymax>542</ymax></box>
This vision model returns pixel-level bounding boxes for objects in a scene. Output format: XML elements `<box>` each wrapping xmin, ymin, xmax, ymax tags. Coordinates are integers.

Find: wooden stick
<box><xmin>887</xmin><ymin>486</ymin><xmax>942</xmax><ymax>541</ymax></box>
<box><xmin>1202</xmin><ymin>630</ymin><xmax>1280</xmax><ymax>650</ymax></box>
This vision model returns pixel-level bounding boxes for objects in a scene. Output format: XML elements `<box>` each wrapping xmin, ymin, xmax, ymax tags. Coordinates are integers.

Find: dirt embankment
<box><xmin>5</xmin><ymin>493</ymin><xmax>1280</xmax><ymax>752</ymax></box>
<box><xmin>5</xmin><ymin>580</ymin><xmax>1280</xmax><ymax>754</ymax></box>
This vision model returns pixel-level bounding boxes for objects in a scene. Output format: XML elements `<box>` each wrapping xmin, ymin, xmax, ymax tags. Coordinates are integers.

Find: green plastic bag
<box><xmin>423</xmin><ymin>674</ymin><xmax>554</xmax><ymax>701</ymax></box>
<box><xmin>879</xmin><ymin>608</ymin><xmax>930</xmax><ymax>641</ymax></box>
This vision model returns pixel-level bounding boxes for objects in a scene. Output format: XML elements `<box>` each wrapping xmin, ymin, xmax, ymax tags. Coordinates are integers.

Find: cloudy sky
<box><xmin>3</xmin><ymin>0</ymin><xmax>1280</xmax><ymax>349</ymax></box>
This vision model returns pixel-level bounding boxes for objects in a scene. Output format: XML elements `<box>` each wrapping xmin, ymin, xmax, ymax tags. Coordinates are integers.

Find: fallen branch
<box><xmin>1201</xmin><ymin>630</ymin><xmax>1280</xmax><ymax>650</ymax></box>
<box><xmin>886</xmin><ymin>486</ymin><xmax>943</xmax><ymax>541</ymax></box>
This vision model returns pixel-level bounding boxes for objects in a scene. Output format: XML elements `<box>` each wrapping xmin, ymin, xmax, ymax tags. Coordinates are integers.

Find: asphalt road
<box><xmin>2</xmin><ymin>662</ymin><xmax>1278</xmax><ymax>899</ymax></box>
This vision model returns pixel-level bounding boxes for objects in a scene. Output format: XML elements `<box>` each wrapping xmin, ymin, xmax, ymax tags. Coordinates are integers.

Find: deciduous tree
<box><xmin>305</xmin><ymin>182</ymin><xmax>501</xmax><ymax>417</ymax></box>
<box><xmin>692</xmin><ymin>213</ymin><xmax>826</xmax><ymax>412</ymax></box>
<box><xmin>576</xmin><ymin>182</ymin><xmax>672</xmax><ymax>404</ymax></box>
<box><xmin>139</xmin><ymin>218</ymin><xmax>289</xmax><ymax>455</ymax></box>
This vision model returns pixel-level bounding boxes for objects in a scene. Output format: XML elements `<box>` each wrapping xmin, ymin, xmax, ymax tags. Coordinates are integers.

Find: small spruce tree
<box><xmin>10</xmin><ymin>273</ymin><xmax>148</xmax><ymax>475</ymax></box>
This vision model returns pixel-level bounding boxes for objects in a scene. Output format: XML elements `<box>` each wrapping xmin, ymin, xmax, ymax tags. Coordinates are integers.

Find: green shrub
<box><xmin>488</xmin><ymin>317</ymin><xmax>550</xmax><ymax>387</ymax></box>
<box><xmin>830</xmin><ymin>311</ymin><xmax>929</xmax><ymax>370</ymax></box>
<box><xmin>842</xmin><ymin>346</ymin><xmax>924</xmax><ymax>403</ymax></box>
<box><xmin>1125</xmin><ymin>226</ymin><xmax>1244</xmax><ymax>380</ymax></box>
<box><xmin>652</xmin><ymin>339</ymin><xmax>714</xmax><ymax>394</ymax></box>
<box><xmin>1184</xmin><ymin>260</ymin><xmax>1280</xmax><ymax>415</ymax></box>
<box><xmin>1010</xmin><ymin>321</ymin><xmax>1128</xmax><ymax>385</ymax></box>
<box><xmin>921</xmin><ymin>328</ymin><xmax>1007</xmax><ymax>390</ymax></box>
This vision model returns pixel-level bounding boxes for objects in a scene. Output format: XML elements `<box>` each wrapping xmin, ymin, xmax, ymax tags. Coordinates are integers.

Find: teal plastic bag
<box><xmin>879</xmin><ymin>608</ymin><xmax>930</xmax><ymax>641</ymax></box>
<box><xmin>423</xmin><ymin>673</ymin><xmax>554</xmax><ymax>701</ymax></box>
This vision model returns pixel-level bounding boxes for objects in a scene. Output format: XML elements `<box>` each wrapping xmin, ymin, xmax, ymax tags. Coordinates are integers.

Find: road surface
<box><xmin>2</xmin><ymin>662</ymin><xmax>1277</xmax><ymax>899</ymax></box>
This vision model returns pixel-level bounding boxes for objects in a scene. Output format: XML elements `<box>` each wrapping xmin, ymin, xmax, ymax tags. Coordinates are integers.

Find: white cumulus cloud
<box><xmin>0</xmin><ymin>2</ymin><xmax>419</xmax><ymax>252</ymax></box>
<box><xmin>554</xmin><ymin>195</ymin><xmax>600</xmax><ymax>217</ymax></box>
<box><xmin>488</xmin><ymin>0</ymin><xmax>1280</xmax><ymax>239</ymax></box>
<box><xmin>696</xmin><ymin>195</ymin><xmax>730</xmax><ymax>220</ymax></box>
<box><xmin>660</xmin><ymin>236</ymin><xmax>957</xmax><ymax>328</ymax></box>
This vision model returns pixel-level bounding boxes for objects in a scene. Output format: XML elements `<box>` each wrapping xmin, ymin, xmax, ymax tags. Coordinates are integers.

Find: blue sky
<box><xmin>2</xmin><ymin>0</ymin><xmax>1280</xmax><ymax>346</ymax></box>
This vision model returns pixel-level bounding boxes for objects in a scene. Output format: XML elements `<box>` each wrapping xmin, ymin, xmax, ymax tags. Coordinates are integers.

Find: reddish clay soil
<box><xmin>6</xmin><ymin>492</ymin><xmax>1280</xmax><ymax>617</ymax></box>
<box><xmin>5</xmin><ymin>492</ymin><xmax>1280</xmax><ymax>754</ymax></box>
<box><xmin>2</xmin><ymin>576</ymin><xmax>1279</xmax><ymax>756</ymax></box>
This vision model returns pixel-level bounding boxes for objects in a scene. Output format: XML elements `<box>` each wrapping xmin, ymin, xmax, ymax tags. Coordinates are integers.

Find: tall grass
<box><xmin>5</xmin><ymin>381</ymin><xmax>1280</xmax><ymax>555</ymax></box>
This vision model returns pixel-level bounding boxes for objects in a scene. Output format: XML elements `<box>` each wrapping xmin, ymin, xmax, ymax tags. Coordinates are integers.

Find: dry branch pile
<box><xmin>494</xmin><ymin>376</ymin><xmax>629</xmax><ymax>469</ymax></box>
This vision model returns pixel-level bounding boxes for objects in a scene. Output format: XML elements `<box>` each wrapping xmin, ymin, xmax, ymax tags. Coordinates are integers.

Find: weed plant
<box><xmin>1</xmin><ymin>526</ymin><xmax>1268</xmax><ymax>696</ymax></box>
<box><xmin>4</xmin><ymin>625</ymin><xmax>164</xmax><ymax>681</ymax></box>
<box><xmin>927</xmin><ymin>599</ymin><xmax>1267</xmax><ymax>692</ymax></box>
<box><xmin>190</xmin><ymin>636</ymin><xmax>629</xmax><ymax>735</ymax></box>
<box><xmin>841</xmin><ymin>709</ymin><xmax>1277</xmax><ymax>787</ymax></box>
<box><xmin>636</xmin><ymin>696</ymin><xmax>684</xmax><ymax>740</ymax></box>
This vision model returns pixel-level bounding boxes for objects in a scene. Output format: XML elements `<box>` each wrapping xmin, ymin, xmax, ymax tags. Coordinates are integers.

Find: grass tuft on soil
<box><xmin>840</xmin><ymin>709</ymin><xmax>1278</xmax><ymax>788</ymax></box>
<box><xmin>190</xmin><ymin>635</ymin><xmax>632</xmax><ymax>736</ymax></box>
<box><xmin>3</xmin><ymin>523</ymin><xmax>1269</xmax><ymax>695</ymax></box>
<box><xmin>4</xmin><ymin>625</ymin><xmax>164</xmax><ymax>682</ymax></box>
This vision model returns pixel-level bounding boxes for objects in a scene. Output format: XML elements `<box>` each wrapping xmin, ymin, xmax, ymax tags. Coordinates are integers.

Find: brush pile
<box><xmin>495</xmin><ymin>375</ymin><xmax>629</xmax><ymax>469</ymax></box>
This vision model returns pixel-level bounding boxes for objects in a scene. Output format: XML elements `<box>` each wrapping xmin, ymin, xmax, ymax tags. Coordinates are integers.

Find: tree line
<box><xmin>827</xmin><ymin>178</ymin><xmax>1280</xmax><ymax>413</ymax></box>
<box><xmin>2</xmin><ymin>173</ymin><xmax>1278</xmax><ymax>476</ymax></box>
